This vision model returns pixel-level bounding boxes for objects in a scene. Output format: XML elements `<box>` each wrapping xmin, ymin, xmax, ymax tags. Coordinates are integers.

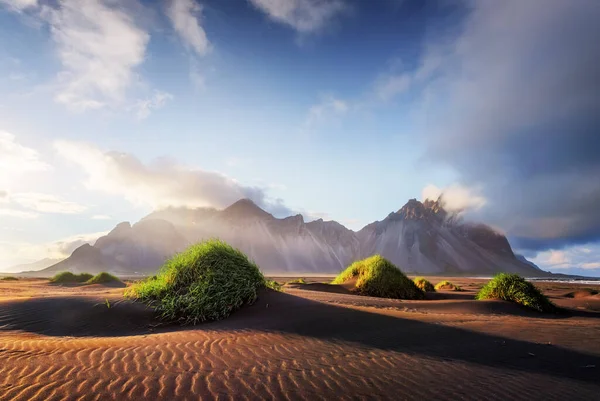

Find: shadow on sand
<box><xmin>1</xmin><ymin>290</ymin><xmax>599</xmax><ymax>384</ymax></box>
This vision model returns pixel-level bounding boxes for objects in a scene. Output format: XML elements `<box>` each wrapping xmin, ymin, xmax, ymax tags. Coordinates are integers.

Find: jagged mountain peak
<box><xmin>396</xmin><ymin>198</ymin><xmax>446</xmax><ymax>221</ymax></box>
<box><xmin>282</xmin><ymin>214</ymin><xmax>304</xmax><ymax>223</ymax></box>
<box><xmin>70</xmin><ymin>243</ymin><xmax>93</xmax><ymax>256</ymax></box>
<box><xmin>222</xmin><ymin>198</ymin><xmax>274</xmax><ymax>220</ymax></box>
<box><xmin>109</xmin><ymin>221</ymin><xmax>131</xmax><ymax>234</ymax></box>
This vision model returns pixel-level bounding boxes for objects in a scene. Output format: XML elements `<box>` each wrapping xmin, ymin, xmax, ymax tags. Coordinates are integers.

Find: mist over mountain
<box><xmin>29</xmin><ymin>198</ymin><xmax>542</xmax><ymax>277</ymax></box>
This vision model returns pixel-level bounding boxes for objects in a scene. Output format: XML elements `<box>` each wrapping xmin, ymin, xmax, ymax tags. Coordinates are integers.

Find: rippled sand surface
<box><xmin>1</xmin><ymin>279</ymin><xmax>599</xmax><ymax>400</ymax></box>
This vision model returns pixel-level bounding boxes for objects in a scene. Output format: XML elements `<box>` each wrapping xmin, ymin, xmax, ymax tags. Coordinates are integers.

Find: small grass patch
<box><xmin>434</xmin><ymin>280</ymin><xmax>462</xmax><ymax>291</ymax></box>
<box><xmin>286</xmin><ymin>278</ymin><xmax>307</xmax><ymax>285</ymax></box>
<box><xmin>86</xmin><ymin>272</ymin><xmax>122</xmax><ymax>285</ymax></box>
<box><xmin>413</xmin><ymin>277</ymin><xmax>435</xmax><ymax>292</ymax></box>
<box><xmin>476</xmin><ymin>273</ymin><xmax>556</xmax><ymax>312</ymax></box>
<box><xmin>125</xmin><ymin>239</ymin><xmax>268</xmax><ymax>324</ymax></box>
<box><xmin>265</xmin><ymin>280</ymin><xmax>283</xmax><ymax>291</ymax></box>
<box><xmin>332</xmin><ymin>255</ymin><xmax>424</xmax><ymax>299</ymax></box>
<box><xmin>50</xmin><ymin>272</ymin><xmax>94</xmax><ymax>284</ymax></box>
<box><xmin>0</xmin><ymin>276</ymin><xmax>18</xmax><ymax>281</ymax></box>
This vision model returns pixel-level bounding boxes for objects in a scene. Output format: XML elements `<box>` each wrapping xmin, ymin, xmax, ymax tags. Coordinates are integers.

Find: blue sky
<box><xmin>1</xmin><ymin>0</ymin><xmax>599</xmax><ymax>276</ymax></box>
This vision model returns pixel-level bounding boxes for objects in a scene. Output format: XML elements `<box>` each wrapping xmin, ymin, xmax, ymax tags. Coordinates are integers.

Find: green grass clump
<box><xmin>265</xmin><ymin>280</ymin><xmax>283</xmax><ymax>291</ymax></box>
<box><xmin>434</xmin><ymin>280</ymin><xmax>462</xmax><ymax>291</ymax></box>
<box><xmin>86</xmin><ymin>272</ymin><xmax>121</xmax><ymax>284</ymax></box>
<box><xmin>125</xmin><ymin>240</ymin><xmax>267</xmax><ymax>324</ymax></box>
<box><xmin>1</xmin><ymin>276</ymin><xmax>18</xmax><ymax>281</ymax></box>
<box><xmin>286</xmin><ymin>278</ymin><xmax>307</xmax><ymax>284</ymax></box>
<box><xmin>476</xmin><ymin>273</ymin><xmax>556</xmax><ymax>312</ymax></box>
<box><xmin>50</xmin><ymin>272</ymin><xmax>94</xmax><ymax>284</ymax></box>
<box><xmin>413</xmin><ymin>277</ymin><xmax>435</xmax><ymax>292</ymax></box>
<box><xmin>331</xmin><ymin>255</ymin><xmax>424</xmax><ymax>299</ymax></box>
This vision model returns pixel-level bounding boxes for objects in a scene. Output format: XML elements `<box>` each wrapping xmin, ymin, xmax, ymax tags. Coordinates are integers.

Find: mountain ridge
<box><xmin>29</xmin><ymin>198</ymin><xmax>546</xmax><ymax>276</ymax></box>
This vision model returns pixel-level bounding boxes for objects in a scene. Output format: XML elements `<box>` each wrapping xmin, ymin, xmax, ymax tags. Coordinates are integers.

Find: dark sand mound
<box><xmin>564</xmin><ymin>289</ymin><xmax>599</xmax><ymax>298</ymax></box>
<box><xmin>285</xmin><ymin>282</ymin><xmax>352</xmax><ymax>294</ymax></box>
<box><xmin>0</xmin><ymin>297</ymin><xmax>157</xmax><ymax>337</ymax></box>
<box><xmin>1</xmin><ymin>279</ymin><xmax>600</xmax><ymax>400</ymax></box>
<box><xmin>84</xmin><ymin>281</ymin><xmax>126</xmax><ymax>289</ymax></box>
<box><xmin>423</xmin><ymin>291</ymin><xmax>475</xmax><ymax>301</ymax></box>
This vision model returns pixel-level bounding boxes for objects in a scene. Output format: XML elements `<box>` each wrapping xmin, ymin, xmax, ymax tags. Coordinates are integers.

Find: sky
<box><xmin>0</xmin><ymin>0</ymin><xmax>599</xmax><ymax>276</ymax></box>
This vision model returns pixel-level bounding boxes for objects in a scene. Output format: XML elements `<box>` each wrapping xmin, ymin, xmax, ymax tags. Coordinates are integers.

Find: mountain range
<box><xmin>22</xmin><ymin>198</ymin><xmax>545</xmax><ymax>276</ymax></box>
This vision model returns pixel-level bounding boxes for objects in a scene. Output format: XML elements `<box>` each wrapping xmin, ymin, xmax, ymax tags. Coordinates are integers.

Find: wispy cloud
<box><xmin>91</xmin><ymin>214</ymin><xmax>112</xmax><ymax>220</ymax></box>
<box><xmin>133</xmin><ymin>91</ymin><xmax>174</xmax><ymax>120</ymax></box>
<box><xmin>0</xmin><ymin>208</ymin><xmax>38</xmax><ymax>219</ymax></box>
<box><xmin>422</xmin><ymin>184</ymin><xmax>487</xmax><ymax>213</ymax></box>
<box><xmin>9</xmin><ymin>192</ymin><xmax>87</xmax><ymax>214</ymax></box>
<box><xmin>0</xmin><ymin>230</ymin><xmax>108</xmax><ymax>268</ymax></box>
<box><xmin>54</xmin><ymin>140</ymin><xmax>295</xmax><ymax>216</ymax></box>
<box><xmin>304</xmin><ymin>94</ymin><xmax>348</xmax><ymax>130</ymax></box>
<box><xmin>166</xmin><ymin>0</ymin><xmax>211</xmax><ymax>56</ymax></box>
<box><xmin>0</xmin><ymin>131</ymin><xmax>50</xmax><ymax>188</ymax></box>
<box><xmin>249</xmin><ymin>0</ymin><xmax>348</xmax><ymax>33</ymax></box>
<box><xmin>41</xmin><ymin>0</ymin><xmax>150</xmax><ymax>111</ymax></box>
<box><xmin>531</xmin><ymin>244</ymin><xmax>600</xmax><ymax>273</ymax></box>
<box><xmin>0</xmin><ymin>0</ymin><xmax>38</xmax><ymax>12</ymax></box>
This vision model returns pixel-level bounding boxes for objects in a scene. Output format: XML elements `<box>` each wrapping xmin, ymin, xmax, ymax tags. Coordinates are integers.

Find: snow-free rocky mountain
<box><xmin>38</xmin><ymin>198</ymin><xmax>544</xmax><ymax>276</ymax></box>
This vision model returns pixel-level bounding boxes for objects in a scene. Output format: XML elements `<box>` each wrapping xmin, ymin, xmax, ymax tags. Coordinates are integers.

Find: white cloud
<box><xmin>91</xmin><ymin>214</ymin><xmax>112</xmax><ymax>220</ymax></box>
<box><xmin>402</xmin><ymin>1</ymin><xmax>600</xmax><ymax>248</ymax></box>
<box><xmin>531</xmin><ymin>245</ymin><xmax>600</xmax><ymax>271</ymax></box>
<box><xmin>0</xmin><ymin>131</ymin><xmax>50</xmax><ymax>188</ymax></box>
<box><xmin>547</xmin><ymin>250</ymin><xmax>568</xmax><ymax>266</ymax></box>
<box><xmin>0</xmin><ymin>208</ymin><xmax>38</xmax><ymax>219</ymax></box>
<box><xmin>249</xmin><ymin>0</ymin><xmax>348</xmax><ymax>33</ymax></box>
<box><xmin>0</xmin><ymin>230</ymin><xmax>108</xmax><ymax>268</ymax></box>
<box><xmin>39</xmin><ymin>0</ymin><xmax>150</xmax><ymax>111</ymax></box>
<box><xmin>422</xmin><ymin>183</ymin><xmax>487</xmax><ymax>212</ymax></box>
<box><xmin>133</xmin><ymin>91</ymin><xmax>174</xmax><ymax>120</ymax></box>
<box><xmin>0</xmin><ymin>0</ymin><xmax>38</xmax><ymax>12</ymax></box>
<box><xmin>54</xmin><ymin>140</ymin><xmax>293</xmax><ymax>215</ymax></box>
<box><xmin>9</xmin><ymin>192</ymin><xmax>87</xmax><ymax>214</ymax></box>
<box><xmin>306</xmin><ymin>95</ymin><xmax>348</xmax><ymax>127</ymax></box>
<box><xmin>8</xmin><ymin>72</ymin><xmax>28</xmax><ymax>81</ymax></box>
<box><xmin>375</xmin><ymin>74</ymin><xmax>411</xmax><ymax>101</ymax></box>
<box><xmin>373</xmin><ymin>50</ymin><xmax>442</xmax><ymax>101</ymax></box>
<box><xmin>167</xmin><ymin>0</ymin><xmax>211</xmax><ymax>56</ymax></box>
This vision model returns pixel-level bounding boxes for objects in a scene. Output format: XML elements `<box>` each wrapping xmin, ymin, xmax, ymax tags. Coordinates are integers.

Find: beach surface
<box><xmin>1</xmin><ymin>277</ymin><xmax>599</xmax><ymax>400</ymax></box>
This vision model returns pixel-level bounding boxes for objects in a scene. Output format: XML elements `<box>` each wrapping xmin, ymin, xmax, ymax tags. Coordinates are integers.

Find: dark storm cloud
<box><xmin>414</xmin><ymin>0</ymin><xmax>600</xmax><ymax>251</ymax></box>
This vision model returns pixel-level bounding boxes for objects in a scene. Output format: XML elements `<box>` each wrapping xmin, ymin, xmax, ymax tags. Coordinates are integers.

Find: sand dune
<box><xmin>1</xmin><ymin>279</ymin><xmax>599</xmax><ymax>400</ymax></box>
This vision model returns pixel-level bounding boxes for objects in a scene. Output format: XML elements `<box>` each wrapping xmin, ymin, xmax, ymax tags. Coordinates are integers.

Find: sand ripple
<box><xmin>1</xmin><ymin>287</ymin><xmax>599</xmax><ymax>400</ymax></box>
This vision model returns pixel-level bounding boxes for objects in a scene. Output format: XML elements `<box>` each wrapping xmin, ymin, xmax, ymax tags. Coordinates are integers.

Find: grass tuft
<box><xmin>1</xmin><ymin>276</ymin><xmax>19</xmax><ymax>281</ymax></box>
<box><xmin>50</xmin><ymin>272</ymin><xmax>94</xmax><ymax>284</ymax></box>
<box><xmin>265</xmin><ymin>280</ymin><xmax>283</xmax><ymax>292</ymax></box>
<box><xmin>434</xmin><ymin>280</ymin><xmax>462</xmax><ymax>291</ymax></box>
<box><xmin>125</xmin><ymin>239</ymin><xmax>268</xmax><ymax>324</ymax></box>
<box><xmin>286</xmin><ymin>278</ymin><xmax>307</xmax><ymax>285</ymax></box>
<box><xmin>476</xmin><ymin>273</ymin><xmax>556</xmax><ymax>312</ymax></box>
<box><xmin>413</xmin><ymin>277</ymin><xmax>435</xmax><ymax>292</ymax></box>
<box><xmin>332</xmin><ymin>255</ymin><xmax>424</xmax><ymax>299</ymax></box>
<box><xmin>86</xmin><ymin>272</ymin><xmax>122</xmax><ymax>285</ymax></box>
